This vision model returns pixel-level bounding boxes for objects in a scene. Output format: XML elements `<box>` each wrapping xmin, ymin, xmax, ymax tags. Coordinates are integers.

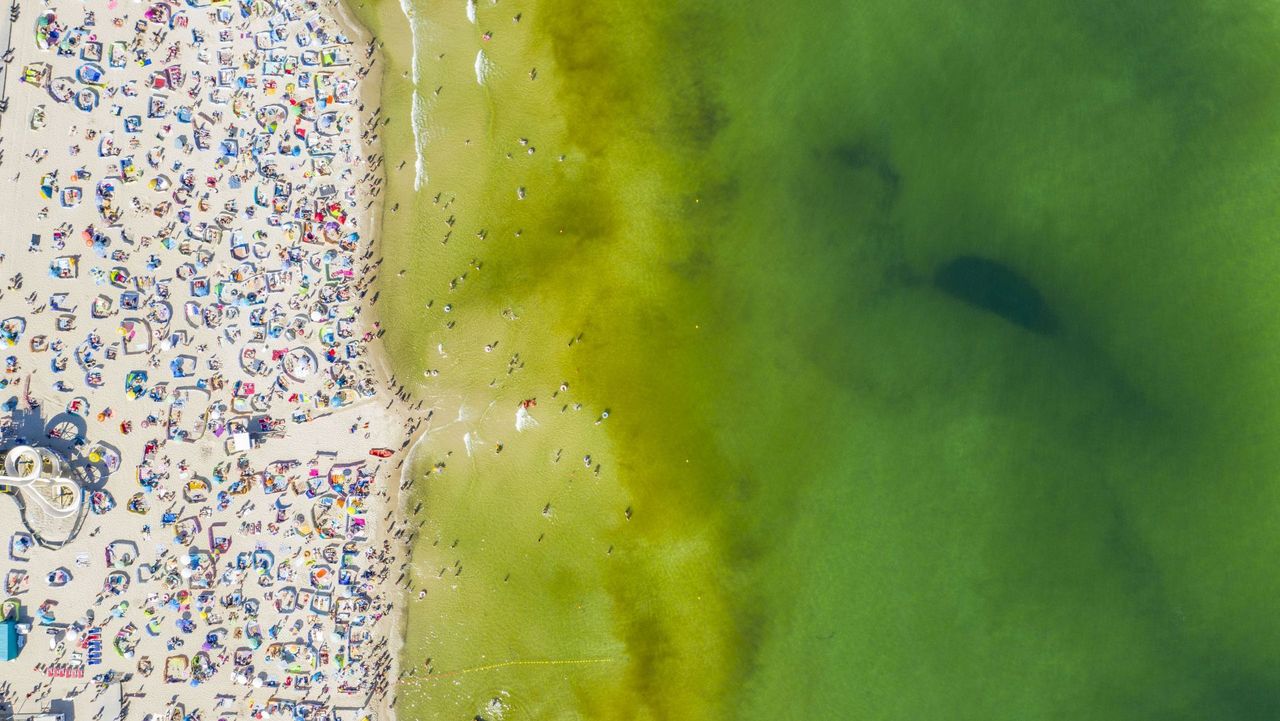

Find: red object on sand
<box><xmin>368</xmin><ymin>448</ymin><xmax>393</xmax><ymax>458</ymax></box>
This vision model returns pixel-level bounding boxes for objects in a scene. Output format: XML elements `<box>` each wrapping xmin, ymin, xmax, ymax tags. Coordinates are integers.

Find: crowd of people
<box><xmin>0</xmin><ymin>1</ymin><xmax>417</xmax><ymax>720</ymax></box>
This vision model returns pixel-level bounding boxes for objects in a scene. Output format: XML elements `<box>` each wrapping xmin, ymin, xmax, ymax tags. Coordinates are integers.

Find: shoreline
<box><xmin>324</xmin><ymin>5</ymin><xmax>406</xmax><ymax>721</ymax></box>
<box><xmin>334</xmin><ymin>1</ymin><xmax>711</xmax><ymax>719</ymax></box>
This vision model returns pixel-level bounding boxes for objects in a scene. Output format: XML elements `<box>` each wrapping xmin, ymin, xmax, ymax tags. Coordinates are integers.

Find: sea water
<box><xmin>348</xmin><ymin>0</ymin><xmax>1280</xmax><ymax>717</ymax></box>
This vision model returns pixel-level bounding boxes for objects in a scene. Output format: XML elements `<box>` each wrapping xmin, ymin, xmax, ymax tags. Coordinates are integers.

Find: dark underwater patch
<box><xmin>934</xmin><ymin>256</ymin><xmax>1058</xmax><ymax>334</ymax></box>
<box><xmin>832</xmin><ymin>143</ymin><xmax>901</xmax><ymax>196</ymax></box>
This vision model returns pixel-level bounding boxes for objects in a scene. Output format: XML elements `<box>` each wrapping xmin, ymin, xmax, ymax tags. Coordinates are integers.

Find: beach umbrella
<box><xmin>35</xmin><ymin>12</ymin><xmax>59</xmax><ymax>50</ymax></box>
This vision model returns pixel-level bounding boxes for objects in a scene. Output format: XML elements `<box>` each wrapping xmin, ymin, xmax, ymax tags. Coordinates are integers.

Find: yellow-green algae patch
<box><xmin>352</xmin><ymin>0</ymin><xmax>1280</xmax><ymax>718</ymax></box>
<box><xmin>346</xmin><ymin>0</ymin><xmax>739</xmax><ymax>718</ymax></box>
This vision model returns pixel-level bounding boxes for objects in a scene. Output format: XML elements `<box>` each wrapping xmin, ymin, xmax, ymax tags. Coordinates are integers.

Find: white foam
<box><xmin>397</xmin><ymin>0</ymin><xmax>420</xmax><ymax>86</ymax></box>
<box><xmin>398</xmin><ymin>0</ymin><xmax>426</xmax><ymax>190</ymax></box>
<box><xmin>410</xmin><ymin>93</ymin><xmax>427</xmax><ymax>191</ymax></box>
<box><xmin>474</xmin><ymin>49</ymin><xmax>491</xmax><ymax>85</ymax></box>
<box><xmin>515</xmin><ymin>406</ymin><xmax>538</xmax><ymax>432</ymax></box>
<box><xmin>466</xmin><ymin>0</ymin><xmax>476</xmax><ymax>24</ymax></box>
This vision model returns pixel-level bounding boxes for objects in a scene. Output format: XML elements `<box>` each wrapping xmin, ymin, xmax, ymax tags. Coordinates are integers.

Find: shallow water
<box><xmin>350</xmin><ymin>0</ymin><xmax>1280</xmax><ymax>717</ymax></box>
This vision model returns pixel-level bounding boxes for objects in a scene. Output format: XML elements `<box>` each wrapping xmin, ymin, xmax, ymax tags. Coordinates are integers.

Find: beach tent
<box><xmin>0</xmin><ymin>619</ymin><xmax>18</xmax><ymax>661</ymax></box>
<box><xmin>77</xmin><ymin>62</ymin><xmax>104</xmax><ymax>85</ymax></box>
<box><xmin>22</xmin><ymin>62</ymin><xmax>49</xmax><ymax>85</ymax></box>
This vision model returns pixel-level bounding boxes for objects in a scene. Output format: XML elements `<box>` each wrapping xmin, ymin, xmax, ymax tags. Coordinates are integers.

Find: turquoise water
<box><xmin>357</xmin><ymin>0</ymin><xmax>1280</xmax><ymax>717</ymax></box>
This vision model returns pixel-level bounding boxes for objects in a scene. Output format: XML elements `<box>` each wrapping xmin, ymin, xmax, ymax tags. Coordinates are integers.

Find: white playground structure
<box><xmin>0</xmin><ymin>445</ymin><xmax>82</xmax><ymax>518</ymax></box>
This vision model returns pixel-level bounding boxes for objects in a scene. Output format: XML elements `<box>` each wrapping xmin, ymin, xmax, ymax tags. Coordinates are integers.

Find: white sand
<box><xmin>0</xmin><ymin>1</ymin><xmax>417</xmax><ymax>719</ymax></box>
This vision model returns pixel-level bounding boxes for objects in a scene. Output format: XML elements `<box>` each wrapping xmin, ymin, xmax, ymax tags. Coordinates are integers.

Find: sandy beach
<box><xmin>0</xmin><ymin>1</ymin><xmax>421</xmax><ymax>720</ymax></box>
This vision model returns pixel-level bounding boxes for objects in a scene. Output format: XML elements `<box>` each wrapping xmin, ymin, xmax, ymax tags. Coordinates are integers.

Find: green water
<box><xmin>350</xmin><ymin>0</ymin><xmax>1280</xmax><ymax>717</ymax></box>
